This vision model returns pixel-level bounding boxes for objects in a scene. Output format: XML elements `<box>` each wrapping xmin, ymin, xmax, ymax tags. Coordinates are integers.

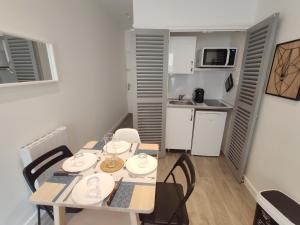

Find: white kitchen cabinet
<box><xmin>168</xmin><ymin>36</ymin><xmax>197</xmax><ymax>74</ymax></box>
<box><xmin>192</xmin><ymin>111</ymin><xmax>227</xmax><ymax>156</ymax></box>
<box><xmin>165</xmin><ymin>107</ymin><xmax>194</xmax><ymax>150</ymax></box>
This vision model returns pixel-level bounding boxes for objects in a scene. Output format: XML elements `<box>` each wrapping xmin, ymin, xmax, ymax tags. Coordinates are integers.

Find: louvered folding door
<box><xmin>4</xmin><ymin>35</ymin><xmax>39</xmax><ymax>82</ymax></box>
<box><xmin>132</xmin><ymin>29</ymin><xmax>169</xmax><ymax>153</ymax></box>
<box><xmin>225</xmin><ymin>14</ymin><xmax>279</xmax><ymax>182</ymax></box>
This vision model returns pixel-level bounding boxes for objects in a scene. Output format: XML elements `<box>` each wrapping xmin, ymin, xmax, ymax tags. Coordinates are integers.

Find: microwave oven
<box><xmin>196</xmin><ymin>48</ymin><xmax>237</xmax><ymax>68</ymax></box>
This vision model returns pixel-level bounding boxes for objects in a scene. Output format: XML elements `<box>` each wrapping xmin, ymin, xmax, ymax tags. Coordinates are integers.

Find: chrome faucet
<box><xmin>178</xmin><ymin>94</ymin><xmax>185</xmax><ymax>101</ymax></box>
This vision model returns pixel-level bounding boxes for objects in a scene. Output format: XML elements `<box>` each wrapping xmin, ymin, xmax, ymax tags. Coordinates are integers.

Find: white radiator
<box><xmin>20</xmin><ymin>126</ymin><xmax>69</xmax><ymax>186</ymax></box>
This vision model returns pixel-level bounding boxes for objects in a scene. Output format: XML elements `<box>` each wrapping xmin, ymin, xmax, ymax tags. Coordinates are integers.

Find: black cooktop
<box><xmin>203</xmin><ymin>99</ymin><xmax>226</xmax><ymax>107</ymax></box>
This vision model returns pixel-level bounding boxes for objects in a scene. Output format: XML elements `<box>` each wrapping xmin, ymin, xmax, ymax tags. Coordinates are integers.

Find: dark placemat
<box><xmin>110</xmin><ymin>182</ymin><xmax>135</xmax><ymax>208</ymax></box>
<box><xmin>47</xmin><ymin>175</ymin><xmax>76</xmax><ymax>202</ymax></box>
<box><xmin>93</xmin><ymin>140</ymin><xmax>105</xmax><ymax>150</ymax></box>
<box><xmin>134</xmin><ymin>149</ymin><xmax>158</xmax><ymax>156</ymax></box>
<box><xmin>48</xmin><ymin>175</ymin><xmax>75</xmax><ymax>184</ymax></box>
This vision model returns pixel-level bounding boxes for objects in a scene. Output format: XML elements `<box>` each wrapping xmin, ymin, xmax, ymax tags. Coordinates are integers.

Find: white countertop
<box><xmin>167</xmin><ymin>99</ymin><xmax>234</xmax><ymax>110</ymax></box>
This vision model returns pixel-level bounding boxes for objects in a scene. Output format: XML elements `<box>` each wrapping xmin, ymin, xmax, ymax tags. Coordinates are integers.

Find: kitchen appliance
<box><xmin>191</xmin><ymin>111</ymin><xmax>227</xmax><ymax>156</ymax></box>
<box><xmin>204</xmin><ymin>99</ymin><xmax>226</xmax><ymax>107</ymax></box>
<box><xmin>193</xmin><ymin>88</ymin><xmax>205</xmax><ymax>103</ymax></box>
<box><xmin>196</xmin><ymin>48</ymin><xmax>237</xmax><ymax>68</ymax></box>
<box><xmin>254</xmin><ymin>190</ymin><xmax>300</xmax><ymax>225</ymax></box>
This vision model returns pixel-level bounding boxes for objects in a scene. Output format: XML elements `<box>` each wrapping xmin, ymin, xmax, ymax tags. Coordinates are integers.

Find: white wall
<box><xmin>222</xmin><ymin>32</ymin><xmax>247</xmax><ymax>105</ymax></box>
<box><xmin>125</xmin><ymin>30</ymin><xmax>134</xmax><ymax>113</ymax></box>
<box><xmin>168</xmin><ymin>31</ymin><xmax>246</xmax><ymax>102</ymax></box>
<box><xmin>245</xmin><ymin>0</ymin><xmax>300</xmax><ymax>202</ymax></box>
<box><xmin>0</xmin><ymin>0</ymin><xmax>127</xmax><ymax>224</ymax></box>
<box><xmin>168</xmin><ymin>72</ymin><xmax>225</xmax><ymax>99</ymax></box>
<box><xmin>133</xmin><ymin>0</ymin><xmax>257</xmax><ymax>30</ymax></box>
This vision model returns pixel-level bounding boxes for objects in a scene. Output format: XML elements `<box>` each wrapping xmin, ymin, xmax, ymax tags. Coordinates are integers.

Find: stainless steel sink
<box><xmin>169</xmin><ymin>100</ymin><xmax>194</xmax><ymax>105</ymax></box>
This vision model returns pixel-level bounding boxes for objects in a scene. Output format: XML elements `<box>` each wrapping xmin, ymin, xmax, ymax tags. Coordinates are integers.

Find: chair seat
<box><xmin>66</xmin><ymin>207</ymin><xmax>82</xmax><ymax>213</ymax></box>
<box><xmin>139</xmin><ymin>182</ymin><xmax>189</xmax><ymax>225</ymax></box>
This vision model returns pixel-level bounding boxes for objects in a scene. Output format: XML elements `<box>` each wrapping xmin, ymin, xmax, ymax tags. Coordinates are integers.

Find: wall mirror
<box><xmin>0</xmin><ymin>32</ymin><xmax>57</xmax><ymax>86</ymax></box>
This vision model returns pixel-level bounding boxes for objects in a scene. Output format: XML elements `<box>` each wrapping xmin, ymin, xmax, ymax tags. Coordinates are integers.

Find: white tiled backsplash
<box><xmin>168</xmin><ymin>71</ymin><xmax>226</xmax><ymax>100</ymax></box>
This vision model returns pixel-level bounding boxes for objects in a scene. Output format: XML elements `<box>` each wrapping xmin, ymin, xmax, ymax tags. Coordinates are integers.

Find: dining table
<box><xmin>29</xmin><ymin>140</ymin><xmax>159</xmax><ymax>225</ymax></box>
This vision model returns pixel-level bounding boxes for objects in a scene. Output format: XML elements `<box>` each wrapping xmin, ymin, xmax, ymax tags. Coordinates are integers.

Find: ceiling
<box><xmin>99</xmin><ymin>0</ymin><xmax>133</xmax><ymax>28</ymax></box>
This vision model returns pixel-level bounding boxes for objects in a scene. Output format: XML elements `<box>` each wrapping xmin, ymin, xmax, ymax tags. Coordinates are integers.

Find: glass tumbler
<box><xmin>71</xmin><ymin>152</ymin><xmax>84</xmax><ymax>167</ymax></box>
<box><xmin>137</xmin><ymin>153</ymin><xmax>148</xmax><ymax>168</ymax></box>
<box><xmin>86</xmin><ymin>176</ymin><xmax>101</xmax><ymax>198</ymax></box>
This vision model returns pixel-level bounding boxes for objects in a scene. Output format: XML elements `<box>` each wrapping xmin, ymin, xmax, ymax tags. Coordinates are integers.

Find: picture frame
<box><xmin>225</xmin><ymin>73</ymin><xmax>234</xmax><ymax>92</ymax></box>
<box><xmin>265</xmin><ymin>38</ymin><xmax>300</xmax><ymax>100</ymax></box>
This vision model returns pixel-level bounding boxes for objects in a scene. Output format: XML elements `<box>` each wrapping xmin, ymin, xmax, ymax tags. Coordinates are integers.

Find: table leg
<box><xmin>129</xmin><ymin>212</ymin><xmax>139</xmax><ymax>225</ymax></box>
<box><xmin>53</xmin><ymin>206</ymin><xmax>66</xmax><ymax>225</ymax></box>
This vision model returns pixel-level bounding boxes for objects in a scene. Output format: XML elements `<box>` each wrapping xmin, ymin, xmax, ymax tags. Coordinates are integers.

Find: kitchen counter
<box><xmin>167</xmin><ymin>99</ymin><xmax>233</xmax><ymax>110</ymax></box>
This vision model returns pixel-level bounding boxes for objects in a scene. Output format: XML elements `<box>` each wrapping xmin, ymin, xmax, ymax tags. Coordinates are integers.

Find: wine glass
<box><xmin>104</xmin><ymin>136</ymin><xmax>116</xmax><ymax>168</ymax></box>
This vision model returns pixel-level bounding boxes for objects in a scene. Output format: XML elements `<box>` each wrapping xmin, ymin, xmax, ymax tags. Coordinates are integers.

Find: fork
<box><xmin>93</xmin><ymin>155</ymin><xmax>101</xmax><ymax>171</ymax></box>
<box><xmin>63</xmin><ymin>175</ymin><xmax>83</xmax><ymax>202</ymax></box>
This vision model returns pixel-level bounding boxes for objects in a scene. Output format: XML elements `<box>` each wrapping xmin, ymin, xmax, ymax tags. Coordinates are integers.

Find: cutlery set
<box><xmin>106</xmin><ymin>177</ymin><xmax>123</xmax><ymax>206</ymax></box>
<box><xmin>63</xmin><ymin>175</ymin><xmax>83</xmax><ymax>202</ymax></box>
<box><xmin>53</xmin><ymin>171</ymin><xmax>80</xmax><ymax>176</ymax></box>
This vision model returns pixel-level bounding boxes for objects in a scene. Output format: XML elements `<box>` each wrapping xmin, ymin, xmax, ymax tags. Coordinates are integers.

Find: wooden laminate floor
<box><xmin>114</xmin><ymin>113</ymin><xmax>133</xmax><ymax>131</ymax></box>
<box><xmin>157</xmin><ymin>153</ymin><xmax>256</xmax><ymax>225</ymax></box>
<box><xmin>114</xmin><ymin>115</ymin><xmax>255</xmax><ymax>224</ymax></box>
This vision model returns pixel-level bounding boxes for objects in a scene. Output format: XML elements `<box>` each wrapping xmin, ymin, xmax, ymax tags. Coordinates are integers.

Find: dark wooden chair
<box><xmin>139</xmin><ymin>153</ymin><xmax>196</xmax><ymax>225</ymax></box>
<box><xmin>23</xmin><ymin>145</ymin><xmax>81</xmax><ymax>225</ymax></box>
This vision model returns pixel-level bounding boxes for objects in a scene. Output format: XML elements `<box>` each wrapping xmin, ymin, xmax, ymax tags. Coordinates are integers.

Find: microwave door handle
<box><xmin>225</xmin><ymin>48</ymin><xmax>230</xmax><ymax>66</ymax></box>
<box><xmin>201</xmin><ymin>48</ymin><xmax>205</xmax><ymax>67</ymax></box>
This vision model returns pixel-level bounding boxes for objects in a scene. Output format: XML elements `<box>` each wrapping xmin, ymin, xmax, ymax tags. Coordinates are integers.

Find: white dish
<box><xmin>71</xmin><ymin>173</ymin><xmax>115</xmax><ymax>205</ymax></box>
<box><xmin>104</xmin><ymin>141</ymin><xmax>131</xmax><ymax>154</ymax></box>
<box><xmin>125</xmin><ymin>154</ymin><xmax>158</xmax><ymax>175</ymax></box>
<box><xmin>62</xmin><ymin>153</ymin><xmax>97</xmax><ymax>173</ymax></box>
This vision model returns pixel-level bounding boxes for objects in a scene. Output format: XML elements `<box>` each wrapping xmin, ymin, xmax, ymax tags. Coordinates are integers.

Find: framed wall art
<box><xmin>266</xmin><ymin>38</ymin><xmax>300</xmax><ymax>100</ymax></box>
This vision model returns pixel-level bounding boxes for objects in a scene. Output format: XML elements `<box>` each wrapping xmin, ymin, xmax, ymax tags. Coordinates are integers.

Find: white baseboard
<box><xmin>243</xmin><ymin>175</ymin><xmax>258</xmax><ymax>200</ymax></box>
<box><xmin>24</xmin><ymin>210</ymin><xmax>52</xmax><ymax>225</ymax></box>
<box><xmin>23</xmin><ymin>211</ymin><xmax>36</xmax><ymax>225</ymax></box>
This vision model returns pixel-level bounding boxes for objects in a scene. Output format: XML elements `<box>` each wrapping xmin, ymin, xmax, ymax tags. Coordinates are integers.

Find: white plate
<box><xmin>71</xmin><ymin>173</ymin><xmax>115</xmax><ymax>205</ymax></box>
<box><xmin>62</xmin><ymin>153</ymin><xmax>97</xmax><ymax>173</ymax></box>
<box><xmin>125</xmin><ymin>155</ymin><xmax>158</xmax><ymax>175</ymax></box>
<box><xmin>104</xmin><ymin>141</ymin><xmax>131</xmax><ymax>154</ymax></box>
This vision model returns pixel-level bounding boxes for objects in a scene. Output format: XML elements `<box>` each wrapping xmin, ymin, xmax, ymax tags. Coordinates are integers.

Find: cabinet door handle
<box><xmin>190</xmin><ymin>61</ymin><xmax>194</xmax><ymax>72</ymax></box>
<box><xmin>190</xmin><ymin>109</ymin><xmax>194</xmax><ymax>121</ymax></box>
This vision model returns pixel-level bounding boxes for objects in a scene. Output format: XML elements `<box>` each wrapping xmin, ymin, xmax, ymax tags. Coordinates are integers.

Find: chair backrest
<box><xmin>114</xmin><ymin>128</ymin><xmax>141</xmax><ymax>143</ymax></box>
<box><xmin>23</xmin><ymin>145</ymin><xmax>73</xmax><ymax>192</ymax></box>
<box><xmin>164</xmin><ymin>153</ymin><xmax>196</xmax><ymax>224</ymax></box>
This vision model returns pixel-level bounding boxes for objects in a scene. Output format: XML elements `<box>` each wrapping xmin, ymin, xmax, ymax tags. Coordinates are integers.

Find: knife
<box><xmin>63</xmin><ymin>175</ymin><xmax>83</xmax><ymax>202</ymax></box>
<box><xmin>53</xmin><ymin>171</ymin><xmax>79</xmax><ymax>176</ymax></box>
<box><xmin>106</xmin><ymin>177</ymin><xmax>123</xmax><ymax>206</ymax></box>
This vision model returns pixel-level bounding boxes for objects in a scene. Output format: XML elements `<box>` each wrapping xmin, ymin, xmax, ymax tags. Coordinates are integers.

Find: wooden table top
<box><xmin>30</xmin><ymin>141</ymin><xmax>159</xmax><ymax>214</ymax></box>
